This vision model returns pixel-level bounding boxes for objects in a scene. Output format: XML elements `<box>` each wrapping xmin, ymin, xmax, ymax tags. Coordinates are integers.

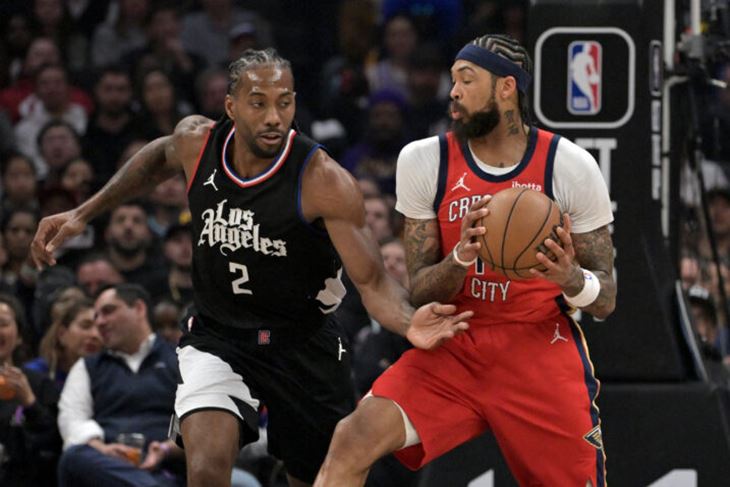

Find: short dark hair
<box><xmin>36</xmin><ymin>119</ymin><xmax>80</xmax><ymax>149</ymax></box>
<box><xmin>97</xmin><ymin>283</ymin><xmax>152</xmax><ymax>322</ymax></box>
<box><xmin>228</xmin><ymin>48</ymin><xmax>292</xmax><ymax>94</ymax></box>
<box><xmin>0</xmin><ymin>150</ymin><xmax>36</xmax><ymax>178</ymax></box>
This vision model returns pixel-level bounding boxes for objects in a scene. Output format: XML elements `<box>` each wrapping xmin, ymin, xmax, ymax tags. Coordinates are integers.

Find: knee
<box><xmin>187</xmin><ymin>448</ymin><xmax>235</xmax><ymax>485</ymax></box>
<box><xmin>327</xmin><ymin>415</ymin><xmax>376</xmax><ymax>464</ymax></box>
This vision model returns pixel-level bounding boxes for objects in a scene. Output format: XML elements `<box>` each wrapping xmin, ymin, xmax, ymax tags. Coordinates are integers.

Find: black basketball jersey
<box><xmin>187</xmin><ymin>117</ymin><xmax>345</xmax><ymax>335</ymax></box>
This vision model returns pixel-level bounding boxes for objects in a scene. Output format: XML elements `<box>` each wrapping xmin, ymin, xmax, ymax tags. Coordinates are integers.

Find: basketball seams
<box><xmin>500</xmin><ymin>188</ymin><xmax>528</xmax><ymax>274</ymax></box>
<box><xmin>511</xmin><ymin>198</ymin><xmax>555</xmax><ymax>277</ymax></box>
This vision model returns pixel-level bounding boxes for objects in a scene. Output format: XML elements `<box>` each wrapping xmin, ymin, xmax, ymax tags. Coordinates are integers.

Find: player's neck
<box><xmin>468</xmin><ymin>122</ymin><xmax>529</xmax><ymax>168</ymax></box>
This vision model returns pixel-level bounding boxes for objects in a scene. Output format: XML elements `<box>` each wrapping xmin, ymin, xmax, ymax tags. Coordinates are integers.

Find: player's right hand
<box><xmin>30</xmin><ymin>210</ymin><xmax>87</xmax><ymax>269</ymax></box>
<box><xmin>456</xmin><ymin>195</ymin><xmax>491</xmax><ymax>264</ymax></box>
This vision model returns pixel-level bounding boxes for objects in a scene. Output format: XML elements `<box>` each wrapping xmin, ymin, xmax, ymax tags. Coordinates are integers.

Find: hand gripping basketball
<box><xmin>529</xmin><ymin>214</ymin><xmax>582</xmax><ymax>287</ymax></box>
<box><xmin>453</xmin><ymin>196</ymin><xmax>491</xmax><ymax>267</ymax></box>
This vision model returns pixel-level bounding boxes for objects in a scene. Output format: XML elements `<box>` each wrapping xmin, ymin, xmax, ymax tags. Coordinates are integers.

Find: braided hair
<box><xmin>468</xmin><ymin>34</ymin><xmax>533</xmax><ymax>125</ymax></box>
<box><xmin>228</xmin><ymin>48</ymin><xmax>292</xmax><ymax>95</ymax></box>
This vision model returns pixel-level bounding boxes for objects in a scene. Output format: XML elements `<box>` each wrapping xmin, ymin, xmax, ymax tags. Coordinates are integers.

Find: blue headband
<box><xmin>455</xmin><ymin>44</ymin><xmax>531</xmax><ymax>93</ymax></box>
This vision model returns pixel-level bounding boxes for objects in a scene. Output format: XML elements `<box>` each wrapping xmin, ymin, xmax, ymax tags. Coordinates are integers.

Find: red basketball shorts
<box><xmin>371</xmin><ymin>314</ymin><xmax>606</xmax><ymax>486</ymax></box>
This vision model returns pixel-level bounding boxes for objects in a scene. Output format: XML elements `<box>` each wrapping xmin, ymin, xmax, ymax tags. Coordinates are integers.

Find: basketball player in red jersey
<box><xmin>316</xmin><ymin>34</ymin><xmax>616</xmax><ymax>487</ymax></box>
<box><xmin>30</xmin><ymin>49</ymin><xmax>472</xmax><ymax>487</ymax></box>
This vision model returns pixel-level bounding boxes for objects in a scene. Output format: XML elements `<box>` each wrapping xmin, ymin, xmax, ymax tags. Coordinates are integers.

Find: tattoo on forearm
<box><xmin>404</xmin><ymin>218</ymin><xmax>467</xmax><ymax>306</ymax></box>
<box><xmin>505</xmin><ymin>110</ymin><xmax>519</xmax><ymax>136</ymax></box>
<box><xmin>572</xmin><ymin>225</ymin><xmax>617</xmax><ymax>317</ymax></box>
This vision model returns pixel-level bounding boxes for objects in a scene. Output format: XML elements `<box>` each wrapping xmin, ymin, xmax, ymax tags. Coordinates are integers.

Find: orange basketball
<box><xmin>477</xmin><ymin>187</ymin><xmax>563</xmax><ymax>280</ymax></box>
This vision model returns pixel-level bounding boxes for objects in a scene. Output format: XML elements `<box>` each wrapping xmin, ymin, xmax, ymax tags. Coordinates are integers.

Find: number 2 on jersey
<box><xmin>229</xmin><ymin>262</ymin><xmax>253</xmax><ymax>295</ymax></box>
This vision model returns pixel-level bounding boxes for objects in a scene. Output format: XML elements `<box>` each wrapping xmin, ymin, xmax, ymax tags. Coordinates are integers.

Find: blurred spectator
<box><xmin>152</xmin><ymin>299</ymin><xmax>182</xmax><ymax>346</ymax></box>
<box><xmin>688</xmin><ymin>285</ymin><xmax>722</xmax><ymax>357</ymax></box>
<box><xmin>366</xmin><ymin>15</ymin><xmax>418</xmax><ymax>98</ymax></box>
<box><xmin>357</xmin><ymin>176</ymin><xmax>381</xmax><ymax>199</ymax></box>
<box><xmin>352</xmin><ymin>238</ymin><xmax>411</xmax><ymax>395</ymax></box>
<box><xmin>64</xmin><ymin>0</ymin><xmax>112</xmax><ymax>40</ymax></box>
<box><xmin>161</xmin><ymin>221</ymin><xmax>193</xmax><ymax>307</ymax></box>
<box><xmin>26</xmin><ymin>296</ymin><xmax>101</xmax><ymax>389</ymax></box>
<box><xmin>83</xmin><ymin>66</ymin><xmax>135</xmax><ymax>185</ymax></box>
<box><xmin>228</xmin><ymin>22</ymin><xmax>261</xmax><ymax>65</ymax></box>
<box><xmin>405</xmin><ymin>43</ymin><xmax>450</xmax><ymax>139</ymax></box>
<box><xmin>181</xmin><ymin>0</ymin><xmax>273</xmax><ymax>68</ymax></box>
<box><xmin>14</xmin><ymin>64</ymin><xmax>88</xmax><ymax>177</ymax></box>
<box><xmin>0</xmin><ymin>37</ymin><xmax>92</xmax><ymax>123</ymax></box>
<box><xmin>75</xmin><ymin>253</ymin><xmax>125</xmax><ymax>298</ymax></box>
<box><xmin>1</xmin><ymin>208</ymin><xmax>39</xmax><ymax>289</ymax></box>
<box><xmin>57</xmin><ymin>284</ymin><xmax>184</xmax><ymax>487</ymax></box>
<box><xmin>364</xmin><ymin>194</ymin><xmax>395</xmax><ymax>244</ymax></box>
<box><xmin>707</xmin><ymin>188</ymin><xmax>730</xmax><ymax>258</ymax></box>
<box><xmin>2</xmin><ymin>13</ymin><xmax>35</xmax><ymax>84</ymax></box>
<box><xmin>341</xmin><ymin>90</ymin><xmax>409</xmax><ymax>195</ymax></box>
<box><xmin>382</xmin><ymin>0</ymin><xmax>463</xmax><ymax>44</ymax></box>
<box><xmin>0</xmin><ymin>293</ymin><xmax>60</xmax><ymax>487</ymax></box>
<box><xmin>147</xmin><ymin>173</ymin><xmax>188</xmax><ymax>238</ymax></box>
<box><xmin>133</xmin><ymin>68</ymin><xmax>188</xmax><ymax>140</ymax></box>
<box><xmin>30</xmin><ymin>0</ymin><xmax>89</xmax><ymax>73</ymax></box>
<box><xmin>319</xmin><ymin>0</ymin><xmax>378</xmax><ymax>144</ymax></box>
<box><xmin>702</xmin><ymin>63</ymin><xmax>730</xmax><ymax>163</ymax></box>
<box><xmin>103</xmin><ymin>202</ymin><xmax>169</xmax><ymax>293</ymax></box>
<box><xmin>35</xmin><ymin>120</ymin><xmax>83</xmax><ymax>184</ymax></box>
<box><xmin>91</xmin><ymin>0</ymin><xmax>149</xmax><ymax>68</ymax></box>
<box><xmin>0</xmin><ymin>112</ymin><xmax>16</xmax><ymax>155</ymax></box>
<box><xmin>59</xmin><ymin>158</ymin><xmax>94</xmax><ymax>204</ymax></box>
<box><xmin>0</xmin><ymin>151</ymin><xmax>39</xmax><ymax>215</ymax></box>
<box><xmin>195</xmin><ymin>68</ymin><xmax>229</xmax><ymax>120</ymax></box>
<box><xmin>122</xmin><ymin>3</ymin><xmax>206</xmax><ymax>105</ymax></box>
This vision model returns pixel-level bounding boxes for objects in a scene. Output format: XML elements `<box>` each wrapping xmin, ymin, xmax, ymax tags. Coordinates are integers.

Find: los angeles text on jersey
<box><xmin>198</xmin><ymin>199</ymin><xmax>287</xmax><ymax>257</ymax></box>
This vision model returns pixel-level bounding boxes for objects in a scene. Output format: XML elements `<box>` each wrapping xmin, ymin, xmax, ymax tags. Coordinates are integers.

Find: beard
<box><xmin>452</xmin><ymin>96</ymin><xmax>501</xmax><ymax>141</ymax></box>
<box><xmin>110</xmin><ymin>239</ymin><xmax>146</xmax><ymax>258</ymax></box>
<box><xmin>242</xmin><ymin>130</ymin><xmax>286</xmax><ymax>159</ymax></box>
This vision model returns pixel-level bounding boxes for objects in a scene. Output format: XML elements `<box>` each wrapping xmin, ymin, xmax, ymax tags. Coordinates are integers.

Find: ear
<box><xmin>224</xmin><ymin>94</ymin><xmax>235</xmax><ymax>120</ymax></box>
<box><xmin>499</xmin><ymin>76</ymin><xmax>518</xmax><ymax>101</ymax></box>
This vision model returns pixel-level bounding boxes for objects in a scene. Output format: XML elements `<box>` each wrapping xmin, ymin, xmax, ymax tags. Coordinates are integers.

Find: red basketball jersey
<box><xmin>435</xmin><ymin>127</ymin><xmax>564</xmax><ymax>324</ymax></box>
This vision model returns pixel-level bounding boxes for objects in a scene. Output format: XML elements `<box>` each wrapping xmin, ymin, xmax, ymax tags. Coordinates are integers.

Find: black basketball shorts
<box><xmin>173</xmin><ymin>314</ymin><xmax>356</xmax><ymax>483</ymax></box>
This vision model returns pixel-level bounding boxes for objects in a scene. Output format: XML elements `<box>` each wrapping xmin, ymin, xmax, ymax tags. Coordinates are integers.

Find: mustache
<box><xmin>449</xmin><ymin>101</ymin><xmax>466</xmax><ymax>117</ymax></box>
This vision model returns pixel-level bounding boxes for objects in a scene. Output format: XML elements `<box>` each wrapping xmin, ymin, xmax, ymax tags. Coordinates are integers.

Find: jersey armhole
<box><xmin>544</xmin><ymin>133</ymin><xmax>561</xmax><ymax>200</ymax></box>
<box><xmin>296</xmin><ymin>144</ymin><xmax>329</xmax><ymax>236</ymax></box>
<box><xmin>186</xmin><ymin>127</ymin><xmax>214</xmax><ymax>194</ymax></box>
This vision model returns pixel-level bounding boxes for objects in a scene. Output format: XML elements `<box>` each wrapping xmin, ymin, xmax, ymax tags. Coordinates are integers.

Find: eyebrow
<box><xmin>248</xmin><ymin>89</ymin><xmax>294</xmax><ymax>98</ymax></box>
<box><xmin>453</xmin><ymin>65</ymin><xmax>477</xmax><ymax>75</ymax></box>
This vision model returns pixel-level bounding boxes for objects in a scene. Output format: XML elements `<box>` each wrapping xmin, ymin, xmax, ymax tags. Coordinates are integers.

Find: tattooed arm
<box><xmin>533</xmin><ymin>220</ymin><xmax>616</xmax><ymax>320</ymax></box>
<box><xmin>563</xmin><ymin>225</ymin><xmax>616</xmax><ymax>319</ymax></box>
<box><xmin>31</xmin><ymin>115</ymin><xmax>213</xmax><ymax>267</ymax></box>
<box><xmin>407</xmin><ymin>196</ymin><xmax>490</xmax><ymax>307</ymax></box>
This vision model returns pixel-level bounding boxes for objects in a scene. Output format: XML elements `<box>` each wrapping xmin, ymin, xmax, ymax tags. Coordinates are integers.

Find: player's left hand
<box><xmin>406</xmin><ymin>303</ymin><xmax>472</xmax><ymax>350</ymax></box>
<box><xmin>529</xmin><ymin>213</ymin><xmax>582</xmax><ymax>287</ymax></box>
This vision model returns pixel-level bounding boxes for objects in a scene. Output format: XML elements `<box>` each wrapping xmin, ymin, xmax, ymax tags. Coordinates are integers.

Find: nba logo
<box><xmin>567</xmin><ymin>41</ymin><xmax>602</xmax><ymax>115</ymax></box>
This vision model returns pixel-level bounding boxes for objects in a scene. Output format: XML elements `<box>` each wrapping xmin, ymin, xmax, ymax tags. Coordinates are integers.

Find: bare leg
<box><xmin>181</xmin><ymin>410</ymin><xmax>240</xmax><ymax>487</ymax></box>
<box><xmin>315</xmin><ymin>397</ymin><xmax>408</xmax><ymax>487</ymax></box>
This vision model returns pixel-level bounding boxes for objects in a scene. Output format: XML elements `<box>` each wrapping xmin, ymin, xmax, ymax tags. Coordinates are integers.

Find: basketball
<box><xmin>477</xmin><ymin>187</ymin><xmax>563</xmax><ymax>280</ymax></box>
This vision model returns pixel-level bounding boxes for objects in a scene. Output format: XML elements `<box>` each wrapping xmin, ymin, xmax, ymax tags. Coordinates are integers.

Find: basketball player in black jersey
<box><xmin>30</xmin><ymin>48</ymin><xmax>472</xmax><ymax>487</ymax></box>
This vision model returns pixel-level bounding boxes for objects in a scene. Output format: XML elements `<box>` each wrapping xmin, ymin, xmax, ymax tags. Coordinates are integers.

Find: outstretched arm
<box><xmin>31</xmin><ymin>115</ymin><xmax>213</xmax><ymax>267</ymax></box>
<box><xmin>301</xmin><ymin>151</ymin><xmax>472</xmax><ymax>349</ymax></box>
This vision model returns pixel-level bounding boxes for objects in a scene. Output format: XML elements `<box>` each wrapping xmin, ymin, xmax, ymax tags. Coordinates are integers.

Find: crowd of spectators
<box><xmin>0</xmin><ymin>0</ymin><xmax>528</xmax><ymax>485</ymax></box>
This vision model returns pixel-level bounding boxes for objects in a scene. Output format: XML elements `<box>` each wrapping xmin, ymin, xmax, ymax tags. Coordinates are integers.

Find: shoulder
<box><xmin>302</xmin><ymin>149</ymin><xmax>363</xmax><ymax>221</ymax></box>
<box><xmin>398</xmin><ymin>136</ymin><xmax>441</xmax><ymax>168</ymax></box>
<box><xmin>168</xmin><ymin>115</ymin><xmax>215</xmax><ymax>161</ymax></box>
<box><xmin>554</xmin><ymin>136</ymin><xmax>599</xmax><ymax>169</ymax></box>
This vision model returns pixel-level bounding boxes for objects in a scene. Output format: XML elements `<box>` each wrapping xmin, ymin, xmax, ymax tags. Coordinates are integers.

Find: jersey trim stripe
<box><xmin>186</xmin><ymin>126</ymin><xmax>214</xmax><ymax>194</ymax></box>
<box><xmin>296</xmin><ymin>144</ymin><xmax>328</xmax><ymax>235</ymax></box>
<box><xmin>432</xmin><ymin>134</ymin><xmax>449</xmax><ymax>213</ymax></box>
<box><xmin>459</xmin><ymin>127</ymin><xmax>538</xmax><ymax>183</ymax></box>
<box><xmin>564</xmin><ymin>313</ymin><xmax>606</xmax><ymax>487</ymax></box>
<box><xmin>221</xmin><ymin>128</ymin><xmax>296</xmax><ymax>188</ymax></box>
<box><xmin>544</xmin><ymin>134</ymin><xmax>561</xmax><ymax>199</ymax></box>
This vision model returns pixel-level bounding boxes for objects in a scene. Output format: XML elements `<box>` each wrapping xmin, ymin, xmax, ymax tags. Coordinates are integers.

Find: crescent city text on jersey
<box><xmin>198</xmin><ymin>199</ymin><xmax>287</xmax><ymax>257</ymax></box>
